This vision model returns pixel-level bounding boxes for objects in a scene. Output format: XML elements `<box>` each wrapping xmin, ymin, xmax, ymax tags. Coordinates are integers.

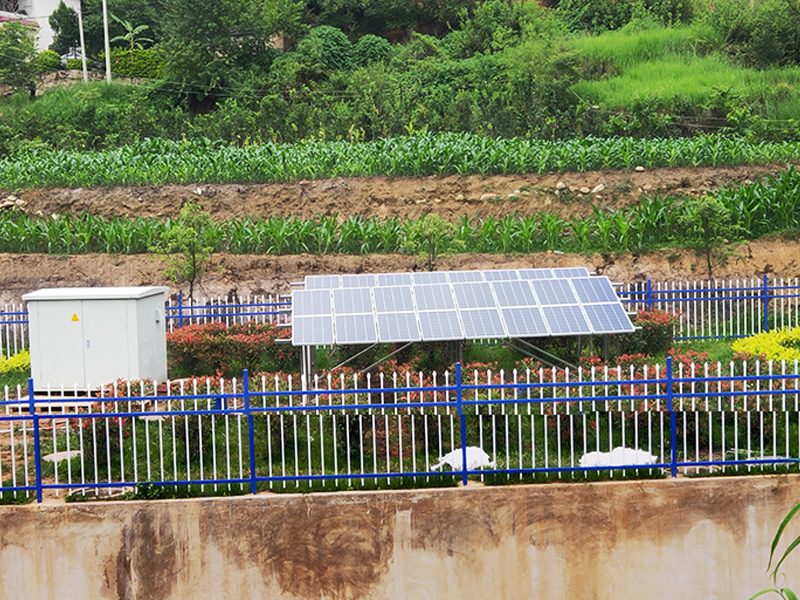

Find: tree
<box><xmin>0</xmin><ymin>20</ymin><xmax>37</xmax><ymax>95</ymax></box>
<box><xmin>403</xmin><ymin>214</ymin><xmax>463</xmax><ymax>271</ymax></box>
<box><xmin>49</xmin><ymin>1</ymin><xmax>80</xmax><ymax>56</ymax></box>
<box><xmin>152</xmin><ymin>202</ymin><xmax>214</xmax><ymax>300</ymax></box>
<box><xmin>110</xmin><ymin>13</ymin><xmax>153</xmax><ymax>53</ymax></box>
<box><xmin>161</xmin><ymin>0</ymin><xmax>305</xmax><ymax>105</ymax></box>
<box><xmin>678</xmin><ymin>195</ymin><xmax>739</xmax><ymax>279</ymax></box>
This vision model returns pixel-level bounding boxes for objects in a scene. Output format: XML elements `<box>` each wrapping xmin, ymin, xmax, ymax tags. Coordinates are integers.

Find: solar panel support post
<box><xmin>603</xmin><ymin>335</ymin><xmax>610</xmax><ymax>363</ymax></box>
<box><xmin>301</xmin><ymin>346</ymin><xmax>316</xmax><ymax>382</ymax></box>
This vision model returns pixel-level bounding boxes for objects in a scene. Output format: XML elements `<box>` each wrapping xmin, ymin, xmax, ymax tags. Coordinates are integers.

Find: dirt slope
<box><xmin>2</xmin><ymin>164</ymin><xmax>798</xmax><ymax>303</ymax></box>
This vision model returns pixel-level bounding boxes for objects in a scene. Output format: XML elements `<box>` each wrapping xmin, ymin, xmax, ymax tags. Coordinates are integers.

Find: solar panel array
<box><xmin>292</xmin><ymin>268</ymin><xmax>634</xmax><ymax>346</ymax></box>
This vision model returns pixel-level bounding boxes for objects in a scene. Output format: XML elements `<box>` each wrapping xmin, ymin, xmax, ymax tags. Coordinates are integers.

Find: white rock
<box><xmin>579</xmin><ymin>187</ymin><xmax>591</xmax><ymax>195</ymax></box>
<box><xmin>43</xmin><ymin>450</ymin><xmax>82</xmax><ymax>463</ymax></box>
<box><xmin>635</xmin><ymin>166</ymin><xmax>645</xmax><ymax>172</ymax></box>
<box><xmin>579</xmin><ymin>447</ymin><xmax>658</xmax><ymax>468</ymax></box>
<box><xmin>555</xmin><ymin>181</ymin><xmax>566</xmax><ymax>190</ymax></box>
<box><xmin>432</xmin><ymin>447</ymin><xmax>496</xmax><ymax>471</ymax></box>
<box><xmin>480</xmin><ymin>193</ymin><xmax>497</xmax><ymax>201</ymax></box>
<box><xmin>591</xmin><ymin>184</ymin><xmax>605</xmax><ymax>194</ymax></box>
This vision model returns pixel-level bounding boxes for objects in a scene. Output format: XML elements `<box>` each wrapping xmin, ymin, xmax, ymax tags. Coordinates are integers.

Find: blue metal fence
<box><xmin>3</xmin><ymin>357</ymin><xmax>799</xmax><ymax>503</ymax></box>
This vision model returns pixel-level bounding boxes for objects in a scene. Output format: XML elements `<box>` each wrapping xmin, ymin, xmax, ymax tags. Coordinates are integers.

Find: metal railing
<box><xmin>2</xmin><ymin>357</ymin><xmax>799</xmax><ymax>503</ymax></box>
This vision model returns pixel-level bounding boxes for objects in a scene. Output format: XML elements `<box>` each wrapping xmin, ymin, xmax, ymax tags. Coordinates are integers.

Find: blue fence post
<box><xmin>456</xmin><ymin>362</ymin><xmax>468</xmax><ymax>487</ymax></box>
<box><xmin>666</xmin><ymin>356</ymin><xmax>677</xmax><ymax>478</ymax></box>
<box><xmin>177</xmin><ymin>292</ymin><xmax>183</xmax><ymax>329</ymax></box>
<box><xmin>763</xmin><ymin>274</ymin><xmax>770</xmax><ymax>333</ymax></box>
<box><xmin>646</xmin><ymin>278</ymin><xmax>652</xmax><ymax>311</ymax></box>
<box><xmin>28</xmin><ymin>377</ymin><xmax>42</xmax><ymax>503</ymax></box>
<box><xmin>244</xmin><ymin>369</ymin><xmax>257</xmax><ymax>495</ymax></box>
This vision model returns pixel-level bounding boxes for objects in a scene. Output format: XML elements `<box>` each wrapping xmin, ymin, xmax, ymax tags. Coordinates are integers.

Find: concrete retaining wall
<box><xmin>2</xmin><ymin>476</ymin><xmax>800</xmax><ymax>600</ymax></box>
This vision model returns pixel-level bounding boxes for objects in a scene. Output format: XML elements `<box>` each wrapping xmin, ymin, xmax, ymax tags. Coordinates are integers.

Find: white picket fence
<box><xmin>2</xmin><ymin>358</ymin><xmax>799</xmax><ymax>501</ymax></box>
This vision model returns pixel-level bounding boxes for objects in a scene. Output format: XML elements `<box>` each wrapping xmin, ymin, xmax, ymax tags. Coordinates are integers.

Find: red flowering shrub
<box><xmin>622</xmin><ymin>309</ymin><xmax>681</xmax><ymax>356</ymax></box>
<box><xmin>167</xmin><ymin>322</ymin><xmax>297</xmax><ymax>378</ymax></box>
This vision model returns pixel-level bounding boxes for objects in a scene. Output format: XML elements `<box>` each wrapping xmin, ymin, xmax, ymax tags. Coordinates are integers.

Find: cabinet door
<box><xmin>82</xmin><ymin>300</ymin><xmax>131</xmax><ymax>387</ymax></box>
<box><xmin>31</xmin><ymin>300</ymin><xmax>85</xmax><ymax>389</ymax></box>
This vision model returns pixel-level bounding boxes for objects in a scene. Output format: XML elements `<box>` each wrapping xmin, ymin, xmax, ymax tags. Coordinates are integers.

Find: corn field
<box><xmin>2</xmin><ymin>166</ymin><xmax>800</xmax><ymax>255</ymax></box>
<box><xmin>2</xmin><ymin>134</ymin><xmax>799</xmax><ymax>188</ymax></box>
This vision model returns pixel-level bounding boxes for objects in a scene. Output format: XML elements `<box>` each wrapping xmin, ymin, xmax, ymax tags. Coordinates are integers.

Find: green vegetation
<box><xmin>0</xmin><ymin>349</ymin><xmax>30</xmax><ymax>390</ymax></box>
<box><xmin>3</xmin><ymin>166</ymin><xmax>800</xmax><ymax>257</ymax></box>
<box><xmin>1</xmin><ymin>135</ymin><xmax>799</xmax><ymax>188</ymax></box>
<box><xmin>748</xmin><ymin>501</ymin><xmax>800</xmax><ymax>600</ymax></box>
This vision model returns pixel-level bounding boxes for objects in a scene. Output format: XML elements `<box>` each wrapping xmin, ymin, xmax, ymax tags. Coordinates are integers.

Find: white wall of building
<box><xmin>19</xmin><ymin>0</ymin><xmax>81</xmax><ymax>51</ymax></box>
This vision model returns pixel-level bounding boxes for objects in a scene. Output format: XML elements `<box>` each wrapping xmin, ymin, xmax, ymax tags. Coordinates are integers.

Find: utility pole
<box><xmin>77</xmin><ymin>0</ymin><xmax>87</xmax><ymax>82</ymax></box>
<box><xmin>101</xmin><ymin>0</ymin><xmax>111</xmax><ymax>82</ymax></box>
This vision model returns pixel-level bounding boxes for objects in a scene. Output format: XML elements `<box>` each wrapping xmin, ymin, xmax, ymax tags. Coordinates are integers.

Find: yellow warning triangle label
<box><xmin>71</xmin><ymin>313</ymin><xmax>79</xmax><ymax>322</ymax></box>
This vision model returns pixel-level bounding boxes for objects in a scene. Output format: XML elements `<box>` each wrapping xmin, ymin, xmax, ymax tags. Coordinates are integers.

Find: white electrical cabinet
<box><xmin>23</xmin><ymin>287</ymin><xmax>169</xmax><ymax>390</ymax></box>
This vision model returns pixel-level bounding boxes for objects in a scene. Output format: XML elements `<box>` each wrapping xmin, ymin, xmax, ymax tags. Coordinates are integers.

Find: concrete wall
<box><xmin>1</xmin><ymin>476</ymin><xmax>800</xmax><ymax>600</ymax></box>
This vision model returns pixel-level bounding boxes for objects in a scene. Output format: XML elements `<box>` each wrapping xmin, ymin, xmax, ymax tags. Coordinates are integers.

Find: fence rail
<box><xmin>3</xmin><ymin>357</ymin><xmax>799</xmax><ymax>503</ymax></box>
<box><xmin>3</xmin><ymin>277</ymin><xmax>800</xmax><ymax>355</ymax></box>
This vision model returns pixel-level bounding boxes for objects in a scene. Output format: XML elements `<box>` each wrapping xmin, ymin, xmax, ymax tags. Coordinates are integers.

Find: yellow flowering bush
<box><xmin>0</xmin><ymin>350</ymin><xmax>30</xmax><ymax>375</ymax></box>
<box><xmin>732</xmin><ymin>328</ymin><xmax>800</xmax><ymax>362</ymax></box>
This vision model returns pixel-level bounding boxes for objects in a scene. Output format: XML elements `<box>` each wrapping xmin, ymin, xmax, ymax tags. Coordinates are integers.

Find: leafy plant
<box><xmin>403</xmin><ymin>214</ymin><xmax>463</xmax><ymax>271</ymax></box>
<box><xmin>748</xmin><ymin>502</ymin><xmax>800</xmax><ymax>600</ymax></box>
<box><xmin>151</xmin><ymin>201</ymin><xmax>213</xmax><ymax>299</ymax></box>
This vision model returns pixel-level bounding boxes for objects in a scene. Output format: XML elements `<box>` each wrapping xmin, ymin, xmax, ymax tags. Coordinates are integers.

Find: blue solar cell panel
<box><xmin>333</xmin><ymin>287</ymin><xmax>373</xmax><ymax>314</ymax></box>
<box><xmin>412</xmin><ymin>272</ymin><xmax>448</xmax><ymax>285</ymax></box>
<box><xmin>292</xmin><ymin>315</ymin><xmax>334</xmax><ymax>345</ymax></box>
<box><xmin>376</xmin><ymin>312</ymin><xmax>420</xmax><ymax>342</ymax></box>
<box><xmin>531</xmin><ymin>279</ymin><xmax>577</xmax><ymax>305</ymax></box>
<box><xmin>304</xmin><ymin>275</ymin><xmax>341</xmax><ymax>290</ymax></box>
<box><xmin>518</xmin><ymin>269</ymin><xmax>554</xmax><ymax>280</ymax></box>
<box><xmin>413</xmin><ymin>284</ymin><xmax>455</xmax><ymax>311</ymax></box>
<box><xmin>418</xmin><ymin>311</ymin><xmax>463</xmax><ymax>340</ymax></box>
<box><xmin>583</xmin><ymin>303</ymin><xmax>635</xmax><ymax>334</ymax></box>
<box><xmin>541</xmin><ymin>305</ymin><xmax>592</xmax><ymax>335</ymax></box>
<box><xmin>460</xmin><ymin>309</ymin><xmax>506</xmax><ymax>338</ymax></box>
<box><xmin>374</xmin><ymin>286</ymin><xmax>414</xmax><ymax>313</ymax></box>
<box><xmin>334</xmin><ymin>314</ymin><xmax>378</xmax><ymax>344</ymax></box>
<box><xmin>554</xmin><ymin>267</ymin><xmax>590</xmax><ymax>278</ymax></box>
<box><xmin>570</xmin><ymin>276</ymin><xmax>618</xmax><ymax>304</ymax></box>
<box><xmin>341</xmin><ymin>274</ymin><xmax>376</xmax><ymax>288</ymax></box>
<box><xmin>376</xmin><ymin>273</ymin><xmax>412</xmax><ymax>287</ymax></box>
<box><xmin>452</xmin><ymin>282</ymin><xmax>495</xmax><ymax>309</ymax></box>
<box><xmin>483</xmin><ymin>270</ymin><xmax>519</xmax><ymax>281</ymax></box>
<box><xmin>491</xmin><ymin>280</ymin><xmax>537</xmax><ymax>307</ymax></box>
<box><xmin>292</xmin><ymin>289</ymin><xmax>332</xmax><ymax>316</ymax></box>
<box><xmin>501</xmin><ymin>307</ymin><xmax>549</xmax><ymax>337</ymax></box>
<box><xmin>448</xmin><ymin>271</ymin><xmax>485</xmax><ymax>283</ymax></box>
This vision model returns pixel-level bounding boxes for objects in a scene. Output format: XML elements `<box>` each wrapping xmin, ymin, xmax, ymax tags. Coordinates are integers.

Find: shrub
<box><xmin>621</xmin><ymin>309</ymin><xmax>680</xmax><ymax>356</ymax></box>
<box><xmin>108</xmin><ymin>47</ymin><xmax>165</xmax><ymax>78</ymax></box>
<box><xmin>353</xmin><ymin>34</ymin><xmax>391</xmax><ymax>67</ymax></box>
<box><xmin>167</xmin><ymin>322</ymin><xmax>298</xmax><ymax>378</ymax></box>
<box><xmin>35</xmin><ymin>50</ymin><xmax>62</xmax><ymax>73</ymax></box>
<box><xmin>65</xmin><ymin>58</ymin><xmax>83</xmax><ymax>70</ymax></box>
<box><xmin>731</xmin><ymin>327</ymin><xmax>800</xmax><ymax>362</ymax></box>
<box><xmin>0</xmin><ymin>349</ymin><xmax>30</xmax><ymax>374</ymax></box>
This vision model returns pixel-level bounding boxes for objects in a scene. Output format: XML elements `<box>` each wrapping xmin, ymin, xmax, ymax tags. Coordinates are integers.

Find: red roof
<box><xmin>0</xmin><ymin>14</ymin><xmax>39</xmax><ymax>28</ymax></box>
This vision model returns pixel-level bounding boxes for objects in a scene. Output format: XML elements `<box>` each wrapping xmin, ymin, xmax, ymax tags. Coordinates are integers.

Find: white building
<box><xmin>6</xmin><ymin>0</ymin><xmax>81</xmax><ymax>51</ymax></box>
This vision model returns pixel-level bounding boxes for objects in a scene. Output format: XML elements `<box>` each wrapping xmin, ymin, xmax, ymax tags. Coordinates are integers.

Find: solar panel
<box><xmin>448</xmin><ymin>271</ymin><xmax>485</xmax><ymax>282</ymax></box>
<box><xmin>491</xmin><ymin>280</ymin><xmax>537</xmax><ymax>307</ymax></box>
<box><xmin>374</xmin><ymin>286</ymin><xmax>414</xmax><ymax>313</ymax></box>
<box><xmin>418</xmin><ymin>311</ymin><xmax>462</xmax><ymax>340</ymax></box>
<box><xmin>376</xmin><ymin>312</ymin><xmax>420</xmax><ymax>343</ymax></box>
<box><xmin>294</xmin><ymin>267</ymin><xmax>634</xmax><ymax>346</ymax></box>
<box><xmin>334</xmin><ymin>314</ymin><xmax>378</xmax><ymax>344</ymax></box>
<box><xmin>570</xmin><ymin>276</ymin><xmax>618</xmax><ymax>304</ymax></box>
<box><xmin>460</xmin><ymin>309</ymin><xmax>506</xmax><ymax>338</ymax></box>
<box><xmin>413</xmin><ymin>284</ymin><xmax>455</xmax><ymax>311</ymax></box>
<box><xmin>376</xmin><ymin>273</ymin><xmax>412</xmax><ymax>286</ymax></box>
<box><xmin>413</xmin><ymin>272</ymin><xmax>448</xmax><ymax>285</ymax></box>
<box><xmin>452</xmin><ymin>282</ymin><xmax>496</xmax><ymax>309</ymax></box>
<box><xmin>530</xmin><ymin>279</ymin><xmax>577</xmax><ymax>305</ymax></box>
<box><xmin>501</xmin><ymin>307</ymin><xmax>549</xmax><ymax>337</ymax></box>
<box><xmin>518</xmin><ymin>269</ymin><xmax>554</xmax><ymax>280</ymax></box>
<box><xmin>483</xmin><ymin>269</ymin><xmax>519</xmax><ymax>281</ymax></box>
<box><xmin>292</xmin><ymin>289</ymin><xmax>332</xmax><ymax>316</ymax></box>
<box><xmin>583</xmin><ymin>303</ymin><xmax>636</xmax><ymax>334</ymax></box>
<box><xmin>553</xmin><ymin>267</ymin><xmax>590</xmax><ymax>278</ymax></box>
<box><xmin>341</xmin><ymin>274</ymin><xmax>376</xmax><ymax>288</ymax></box>
<box><xmin>292</xmin><ymin>315</ymin><xmax>334</xmax><ymax>345</ymax></box>
<box><xmin>333</xmin><ymin>287</ymin><xmax>373</xmax><ymax>314</ymax></box>
<box><xmin>304</xmin><ymin>275</ymin><xmax>341</xmax><ymax>290</ymax></box>
<box><xmin>541</xmin><ymin>305</ymin><xmax>592</xmax><ymax>335</ymax></box>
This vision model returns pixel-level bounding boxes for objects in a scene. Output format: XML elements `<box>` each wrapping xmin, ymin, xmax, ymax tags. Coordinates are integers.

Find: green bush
<box><xmin>65</xmin><ymin>58</ymin><xmax>83</xmax><ymax>70</ymax></box>
<box><xmin>558</xmin><ymin>0</ymin><xmax>692</xmax><ymax>33</ymax></box>
<box><xmin>167</xmin><ymin>322</ymin><xmax>299</xmax><ymax>378</ymax></box>
<box><xmin>108</xmin><ymin>47</ymin><xmax>165</xmax><ymax>78</ymax></box>
<box><xmin>353</xmin><ymin>34</ymin><xmax>391</xmax><ymax>67</ymax></box>
<box><xmin>35</xmin><ymin>50</ymin><xmax>62</xmax><ymax>73</ymax></box>
<box><xmin>621</xmin><ymin>309</ymin><xmax>680</xmax><ymax>356</ymax></box>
